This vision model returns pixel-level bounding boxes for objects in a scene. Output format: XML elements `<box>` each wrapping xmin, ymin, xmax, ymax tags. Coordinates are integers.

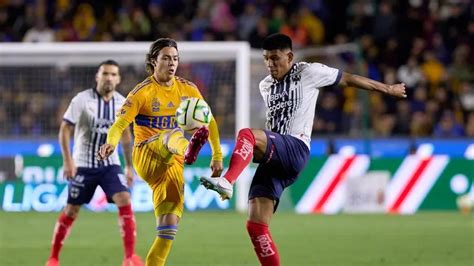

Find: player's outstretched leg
<box><xmin>146</xmin><ymin>225</ymin><xmax>178</xmax><ymax>266</ymax></box>
<box><xmin>200</xmin><ymin>128</ymin><xmax>256</xmax><ymax>199</ymax></box>
<box><xmin>184</xmin><ymin>126</ymin><xmax>209</xmax><ymax>164</ymax></box>
<box><xmin>46</xmin><ymin>207</ymin><xmax>78</xmax><ymax>266</ymax></box>
<box><xmin>199</xmin><ymin>176</ymin><xmax>233</xmax><ymax>200</ymax></box>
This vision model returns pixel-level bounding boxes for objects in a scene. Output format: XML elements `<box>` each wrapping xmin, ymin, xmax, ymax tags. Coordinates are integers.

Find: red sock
<box><xmin>118</xmin><ymin>204</ymin><xmax>136</xmax><ymax>258</ymax></box>
<box><xmin>49</xmin><ymin>212</ymin><xmax>75</xmax><ymax>259</ymax></box>
<box><xmin>223</xmin><ymin>128</ymin><xmax>256</xmax><ymax>184</ymax></box>
<box><xmin>246</xmin><ymin>220</ymin><xmax>280</xmax><ymax>266</ymax></box>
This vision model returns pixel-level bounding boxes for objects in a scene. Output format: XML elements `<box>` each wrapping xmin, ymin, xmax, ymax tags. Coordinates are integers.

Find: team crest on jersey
<box><xmin>292</xmin><ymin>74</ymin><xmax>301</xmax><ymax>84</ymax></box>
<box><xmin>152</xmin><ymin>98</ymin><xmax>160</xmax><ymax>112</ymax></box>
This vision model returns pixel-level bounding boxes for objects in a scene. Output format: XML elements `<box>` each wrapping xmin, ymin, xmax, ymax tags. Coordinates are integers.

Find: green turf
<box><xmin>0</xmin><ymin>211</ymin><xmax>472</xmax><ymax>265</ymax></box>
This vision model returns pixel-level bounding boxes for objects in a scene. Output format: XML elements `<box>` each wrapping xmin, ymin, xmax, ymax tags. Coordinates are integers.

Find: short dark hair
<box><xmin>146</xmin><ymin>38</ymin><xmax>178</xmax><ymax>75</ymax></box>
<box><xmin>98</xmin><ymin>59</ymin><xmax>120</xmax><ymax>69</ymax></box>
<box><xmin>262</xmin><ymin>33</ymin><xmax>292</xmax><ymax>51</ymax></box>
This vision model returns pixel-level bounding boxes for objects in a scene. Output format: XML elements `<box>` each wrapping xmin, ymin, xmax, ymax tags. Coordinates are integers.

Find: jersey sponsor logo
<box><xmin>92</xmin><ymin>118</ymin><xmax>114</xmax><ymax>134</ymax></box>
<box><xmin>267</xmin><ymin>90</ymin><xmax>289</xmax><ymax>102</ymax></box>
<box><xmin>268</xmin><ymin>100</ymin><xmax>293</xmax><ymax>113</ymax></box>
<box><xmin>152</xmin><ymin>98</ymin><xmax>160</xmax><ymax>112</ymax></box>
<box><xmin>255</xmin><ymin>234</ymin><xmax>275</xmax><ymax>257</ymax></box>
<box><xmin>135</xmin><ymin>114</ymin><xmax>177</xmax><ymax>129</ymax></box>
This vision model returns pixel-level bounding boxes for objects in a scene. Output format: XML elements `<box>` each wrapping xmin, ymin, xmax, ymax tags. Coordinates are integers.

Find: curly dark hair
<box><xmin>145</xmin><ymin>38</ymin><xmax>178</xmax><ymax>75</ymax></box>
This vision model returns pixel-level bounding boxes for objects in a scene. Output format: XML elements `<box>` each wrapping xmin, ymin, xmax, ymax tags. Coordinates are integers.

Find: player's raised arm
<box><xmin>338</xmin><ymin>72</ymin><xmax>407</xmax><ymax>98</ymax></box>
<box><xmin>98</xmin><ymin>92</ymin><xmax>142</xmax><ymax>161</ymax></box>
<box><xmin>120</xmin><ymin>126</ymin><xmax>134</xmax><ymax>186</ymax></box>
<box><xmin>207</xmin><ymin>117</ymin><xmax>223</xmax><ymax>176</ymax></box>
<box><xmin>59</xmin><ymin>121</ymin><xmax>76</xmax><ymax>180</ymax></box>
<box><xmin>189</xmin><ymin>86</ymin><xmax>223</xmax><ymax>176</ymax></box>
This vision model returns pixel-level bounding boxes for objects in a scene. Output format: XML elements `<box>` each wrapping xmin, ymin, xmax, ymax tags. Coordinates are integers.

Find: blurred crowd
<box><xmin>0</xmin><ymin>0</ymin><xmax>473</xmax><ymax>138</ymax></box>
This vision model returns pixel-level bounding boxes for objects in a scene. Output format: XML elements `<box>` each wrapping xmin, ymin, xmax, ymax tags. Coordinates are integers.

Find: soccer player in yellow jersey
<box><xmin>98</xmin><ymin>38</ymin><xmax>223</xmax><ymax>266</ymax></box>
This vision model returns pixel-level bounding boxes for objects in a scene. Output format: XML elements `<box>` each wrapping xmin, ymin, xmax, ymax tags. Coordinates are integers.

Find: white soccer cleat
<box><xmin>200</xmin><ymin>176</ymin><xmax>233</xmax><ymax>200</ymax></box>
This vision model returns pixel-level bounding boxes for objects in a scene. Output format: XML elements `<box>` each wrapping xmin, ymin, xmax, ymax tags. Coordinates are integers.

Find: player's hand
<box><xmin>210</xmin><ymin>160</ymin><xmax>223</xmax><ymax>177</ymax></box>
<box><xmin>124</xmin><ymin>166</ymin><xmax>134</xmax><ymax>188</ymax></box>
<box><xmin>97</xmin><ymin>144</ymin><xmax>115</xmax><ymax>161</ymax></box>
<box><xmin>63</xmin><ymin>160</ymin><xmax>77</xmax><ymax>180</ymax></box>
<box><xmin>387</xmin><ymin>83</ymin><xmax>407</xmax><ymax>98</ymax></box>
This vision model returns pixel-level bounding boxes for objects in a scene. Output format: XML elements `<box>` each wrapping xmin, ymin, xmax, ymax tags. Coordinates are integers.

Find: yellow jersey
<box><xmin>115</xmin><ymin>75</ymin><xmax>222</xmax><ymax>161</ymax></box>
<box><xmin>119</xmin><ymin>76</ymin><xmax>203</xmax><ymax>142</ymax></box>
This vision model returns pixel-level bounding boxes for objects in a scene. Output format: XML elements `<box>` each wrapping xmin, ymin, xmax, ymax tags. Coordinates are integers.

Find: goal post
<box><xmin>0</xmin><ymin>41</ymin><xmax>251</xmax><ymax>138</ymax></box>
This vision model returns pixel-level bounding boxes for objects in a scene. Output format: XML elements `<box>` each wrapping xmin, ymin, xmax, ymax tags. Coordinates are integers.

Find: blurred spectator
<box><xmin>393</xmin><ymin>100</ymin><xmax>411</xmax><ymax>135</ymax></box>
<box><xmin>433</xmin><ymin>110</ymin><xmax>464</xmax><ymax>137</ymax></box>
<box><xmin>410</xmin><ymin>111</ymin><xmax>432</xmax><ymax>137</ymax></box>
<box><xmin>298</xmin><ymin>7</ymin><xmax>325</xmax><ymax>45</ymax></box>
<box><xmin>248</xmin><ymin>18</ymin><xmax>269</xmax><ymax>48</ymax></box>
<box><xmin>210</xmin><ymin>1</ymin><xmax>236</xmax><ymax>35</ymax></box>
<box><xmin>237</xmin><ymin>3</ymin><xmax>259</xmax><ymax>41</ymax></box>
<box><xmin>0</xmin><ymin>0</ymin><xmax>472</xmax><ymax>139</ymax></box>
<box><xmin>465</xmin><ymin>112</ymin><xmax>474</xmax><ymax>138</ymax></box>
<box><xmin>23</xmin><ymin>18</ymin><xmax>54</xmax><ymax>42</ymax></box>
<box><xmin>281</xmin><ymin>13</ymin><xmax>308</xmax><ymax>48</ymax></box>
<box><xmin>421</xmin><ymin>51</ymin><xmax>446</xmax><ymax>89</ymax></box>
<box><xmin>268</xmin><ymin>5</ymin><xmax>285</xmax><ymax>34</ymax></box>
<box><xmin>72</xmin><ymin>3</ymin><xmax>96</xmax><ymax>41</ymax></box>
<box><xmin>372</xmin><ymin>1</ymin><xmax>396</xmax><ymax>45</ymax></box>
<box><xmin>314</xmin><ymin>92</ymin><xmax>342</xmax><ymax>134</ymax></box>
<box><xmin>397</xmin><ymin>57</ymin><xmax>424</xmax><ymax>91</ymax></box>
<box><xmin>410</xmin><ymin>86</ymin><xmax>427</xmax><ymax>112</ymax></box>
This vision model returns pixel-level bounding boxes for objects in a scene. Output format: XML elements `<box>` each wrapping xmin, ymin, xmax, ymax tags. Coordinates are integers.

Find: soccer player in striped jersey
<box><xmin>98</xmin><ymin>38</ymin><xmax>223</xmax><ymax>266</ymax></box>
<box><xmin>200</xmin><ymin>33</ymin><xmax>407</xmax><ymax>265</ymax></box>
<box><xmin>46</xmin><ymin>60</ymin><xmax>144</xmax><ymax>266</ymax></box>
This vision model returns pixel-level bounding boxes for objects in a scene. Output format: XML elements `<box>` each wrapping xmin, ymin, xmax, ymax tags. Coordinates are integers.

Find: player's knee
<box><xmin>64</xmin><ymin>204</ymin><xmax>80</xmax><ymax>218</ymax></box>
<box><xmin>112</xmin><ymin>191</ymin><xmax>131</xmax><ymax>207</ymax></box>
<box><xmin>156</xmin><ymin>225</ymin><xmax>178</xmax><ymax>241</ymax></box>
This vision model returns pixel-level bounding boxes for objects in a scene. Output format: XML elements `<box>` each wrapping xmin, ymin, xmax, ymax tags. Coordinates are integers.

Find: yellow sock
<box><xmin>146</xmin><ymin>225</ymin><xmax>177</xmax><ymax>266</ymax></box>
<box><xmin>146</xmin><ymin>237</ymin><xmax>173</xmax><ymax>266</ymax></box>
<box><xmin>165</xmin><ymin>128</ymin><xmax>189</xmax><ymax>156</ymax></box>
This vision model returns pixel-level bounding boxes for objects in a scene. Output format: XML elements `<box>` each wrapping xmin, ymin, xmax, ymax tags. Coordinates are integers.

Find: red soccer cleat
<box><xmin>122</xmin><ymin>254</ymin><xmax>144</xmax><ymax>266</ymax></box>
<box><xmin>184</xmin><ymin>126</ymin><xmax>209</xmax><ymax>165</ymax></box>
<box><xmin>46</xmin><ymin>257</ymin><xmax>59</xmax><ymax>266</ymax></box>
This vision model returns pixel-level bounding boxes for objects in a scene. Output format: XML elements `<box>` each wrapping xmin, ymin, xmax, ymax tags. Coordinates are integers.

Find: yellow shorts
<box><xmin>132</xmin><ymin>135</ymin><xmax>185</xmax><ymax>218</ymax></box>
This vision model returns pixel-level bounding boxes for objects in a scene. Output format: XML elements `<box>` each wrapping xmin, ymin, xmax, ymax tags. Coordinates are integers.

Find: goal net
<box><xmin>0</xmin><ymin>42</ymin><xmax>250</xmax><ymax>139</ymax></box>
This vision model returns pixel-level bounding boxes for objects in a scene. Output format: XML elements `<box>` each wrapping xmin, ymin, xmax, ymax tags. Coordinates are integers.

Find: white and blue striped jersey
<box><xmin>63</xmin><ymin>88</ymin><xmax>126</xmax><ymax>168</ymax></box>
<box><xmin>259</xmin><ymin>62</ymin><xmax>341</xmax><ymax>149</ymax></box>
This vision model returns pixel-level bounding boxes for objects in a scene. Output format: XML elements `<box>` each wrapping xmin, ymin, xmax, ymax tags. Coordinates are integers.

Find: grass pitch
<box><xmin>0</xmin><ymin>211</ymin><xmax>472</xmax><ymax>265</ymax></box>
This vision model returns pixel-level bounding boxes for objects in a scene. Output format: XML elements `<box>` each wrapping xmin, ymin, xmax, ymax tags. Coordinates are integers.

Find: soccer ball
<box><xmin>176</xmin><ymin>97</ymin><xmax>212</xmax><ymax>131</ymax></box>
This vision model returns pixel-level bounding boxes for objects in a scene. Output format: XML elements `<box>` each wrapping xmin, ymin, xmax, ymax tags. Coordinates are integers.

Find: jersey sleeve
<box><xmin>117</xmin><ymin>89</ymin><xmax>144</xmax><ymax>123</ymax></box>
<box><xmin>63</xmin><ymin>94</ymin><xmax>83</xmax><ymax>125</ymax></box>
<box><xmin>309</xmin><ymin>63</ymin><xmax>342</xmax><ymax>88</ymax></box>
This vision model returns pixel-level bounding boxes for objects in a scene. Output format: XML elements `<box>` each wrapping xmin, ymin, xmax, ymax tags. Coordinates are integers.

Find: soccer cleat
<box><xmin>184</xmin><ymin>126</ymin><xmax>209</xmax><ymax>165</ymax></box>
<box><xmin>45</xmin><ymin>257</ymin><xmax>59</xmax><ymax>266</ymax></box>
<box><xmin>200</xmin><ymin>176</ymin><xmax>233</xmax><ymax>200</ymax></box>
<box><xmin>122</xmin><ymin>254</ymin><xmax>144</xmax><ymax>266</ymax></box>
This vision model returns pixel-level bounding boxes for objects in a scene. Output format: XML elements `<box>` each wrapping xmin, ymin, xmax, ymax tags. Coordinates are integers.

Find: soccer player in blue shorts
<box><xmin>46</xmin><ymin>60</ymin><xmax>144</xmax><ymax>266</ymax></box>
<box><xmin>200</xmin><ymin>33</ymin><xmax>407</xmax><ymax>266</ymax></box>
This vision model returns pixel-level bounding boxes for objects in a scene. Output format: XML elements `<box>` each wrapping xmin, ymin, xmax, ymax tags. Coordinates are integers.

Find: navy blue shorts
<box><xmin>67</xmin><ymin>165</ymin><xmax>128</xmax><ymax>205</ymax></box>
<box><xmin>249</xmin><ymin>130</ymin><xmax>309</xmax><ymax>211</ymax></box>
